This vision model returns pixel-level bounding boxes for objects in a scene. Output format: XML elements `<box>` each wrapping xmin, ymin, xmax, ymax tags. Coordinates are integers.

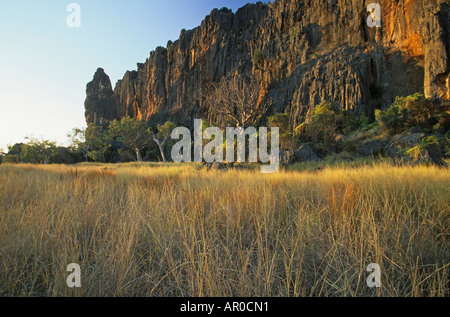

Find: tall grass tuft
<box><xmin>0</xmin><ymin>162</ymin><xmax>448</xmax><ymax>297</ymax></box>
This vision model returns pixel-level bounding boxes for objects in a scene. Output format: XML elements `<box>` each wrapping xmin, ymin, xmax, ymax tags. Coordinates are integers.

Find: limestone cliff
<box><xmin>84</xmin><ymin>68</ymin><xmax>116</xmax><ymax>127</ymax></box>
<box><xmin>85</xmin><ymin>0</ymin><xmax>450</xmax><ymax>129</ymax></box>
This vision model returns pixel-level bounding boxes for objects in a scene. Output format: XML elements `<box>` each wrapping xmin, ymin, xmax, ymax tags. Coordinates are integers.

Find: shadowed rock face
<box><xmin>84</xmin><ymin>68</ymin><xmax>116</xmax><ymax>128</ymax></box>
<box><xmin>85</xmin><ymin>0</ymin><xmax>450</xmax><ymax>128</ymax></box>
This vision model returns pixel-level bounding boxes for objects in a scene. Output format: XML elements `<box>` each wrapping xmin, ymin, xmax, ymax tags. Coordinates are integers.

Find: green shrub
<box><xmin>354</xmin><ymin>114</ymin><xmax>378</xmax><ymax>133</ymax></box>
<box><xmin>290</xmin><ymin>26</ymin><xmax>299</xmax><ymax>42</ymax></box>
<box><xmin>167</xmin><ymin>44</ymin><xmax>176</xmax><ymax>64</ymax></box>
<box><xmin>268</xmin><ymin>113</ymin><xmax>290</xmax><ymax>133</ymax></box>
<box><xmin>306</xmin><ymin>52</ymin><xmax>317</xmax><ymax>61</ymax></box>
<box><xmin>376</xmin><ymin>93</ymin><xmax>448</xmax><ymax>135</ymax></box>
<box><xmin>293</xmin><ymin>123</ymin><xmax>307</xmax><ymax>143</ymax></box>
<box><xmin>21</xmin><ymin>139</ymin><xmax>58</xmax><ymax>164</ymax></box>
<box><xmin>2</xmin><ymin>154</ymin><xmax>19</xmax><ymax>164</ymax></box>
<box><xmin>167</xmin><ymin>42</ymin><xmax>175</xmax><ymax>54</ymax></box>
<box><xmin>375</xmin><ymin>104</ymin><xmax>408</xmax><ymax>135</ymax></box>
<box><xmin>445</xmin><ymin>131</ymin><xmax>450</xmax><ymax>157</ymax></box>
<box><xmin>405</xmin><ymin>136</ymin><xmax>440</xmax><ymax>165</ymax></box>
<box><xmin>302</xmin><ymin>102</ymin><xmax>340</xmax><ymax>151</ymax></box>
<box><xmin>339</xmin><ymin>111</ymin><xmax>377</xmax><ymax>135</ymax></box>
<box><xmin>433</xmin><ymin>101</ymin><xmax>450</xmax><ymax>134</ymax></box>
<box><xmin>7</xmin><ymin>143</ymin><xmax>25</xmax><ymax>156</ymax></box>
<box><xmin>253</xmin><ymin>49</ymin><xmax>263</xmax><ymax>68</ymax></box>
<box><xmin>219</xmin><ymin>7</ymin><xmax>232</xmax><ymax>13</ymax></box>
<box><xmin>342</xmin><ymin>139</ymin><xmax>360</xmax><ymax>154</ymax></box>
<box><xmin>258</xmin><ymin>1</ymin><xmax>268</xmax><ymax>9</ymax></box>
<box><xmin>268</xmin><ymin>113</ymin><xmax>295</xmax><ymax>151</ymax></box>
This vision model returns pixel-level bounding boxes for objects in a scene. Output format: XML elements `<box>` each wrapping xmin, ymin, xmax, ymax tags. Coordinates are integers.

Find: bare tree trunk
<box><xmin>136</xmin><ymin>149</ymin><xmax>143</xmax><ymax>162</ymax></box>
<box><xmin>155</xmin><ymin>141</ymin><xmax>166</xmax><ymax>163</ymax></box>
<box><xmin>153</xmin><ymin>133</ymin><xmax>167</xmax><ymax>163</ymax></box>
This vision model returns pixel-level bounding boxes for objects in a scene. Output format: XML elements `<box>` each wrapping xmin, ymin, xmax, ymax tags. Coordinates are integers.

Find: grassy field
<box><xmin>0</xmin><ymin>162</ymin><xmax>448</xmax><ymax>297</ymax></box>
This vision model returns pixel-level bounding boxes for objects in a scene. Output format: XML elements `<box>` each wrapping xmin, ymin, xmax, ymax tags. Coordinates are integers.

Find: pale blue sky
<box><xmin>0</xmin><ymin>0</ymin><xmax>263</xmax><ymax>151</ymax></box>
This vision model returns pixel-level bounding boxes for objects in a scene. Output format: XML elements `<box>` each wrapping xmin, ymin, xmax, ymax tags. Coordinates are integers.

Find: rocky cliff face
<box><xmin>85</xmin><ymin>0</ymin><xmax>450</xmax><ymax>129</ymax></box>
<box><xmin>85</xmin><ymin>68</ymin><xmax>117</xmax><ymax>127</ymax></box>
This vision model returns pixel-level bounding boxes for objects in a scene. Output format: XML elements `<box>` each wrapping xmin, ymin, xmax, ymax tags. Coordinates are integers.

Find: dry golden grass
<box><xmin>0</xmin><ymin>162</ymin><xmax>448</xmax><ymax>297</ymax></box>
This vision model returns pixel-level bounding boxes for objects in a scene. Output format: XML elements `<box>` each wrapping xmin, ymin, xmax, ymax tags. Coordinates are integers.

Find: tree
<box><xmin>304</xmin><ymin>102</ymin><xmax>340</xmax><ymax>151</ymax></box>
<box><xmin>3</xmin><ymin>143</ymin><xmax>25</xmax><ymax>164</ymax></box>
<box><xmin>68</xmin><ymin>124</ymin><xmax>114</xmax><ymax>163</ymax></box>
<box><xmin>21</xmin><ymin>138</ymin><xmax>58</xmax><ymax>164</ymax></box>
<box><xmin>268</xmin><ymin>113</ymin><xmax>295</xmax><ymax>151</ymax></box>
<box><xmin>375</xmin><ymin>105</ymin><xmax>407</xmax><ymax>135</ymax></box>
<box><xmin>152</xmin><ymin>121</ymin><xmax>177</xmax><ymax>163</ymax></box>
<box><xmin>86</xmin><ymin>123</ymin><xmax>112</xmax><ymax>163</ymax></box>
<box><xmin>0</xmin><ymin>147</ymin><xmax>5</xmax><ymax>164</ymax></box>
<box><xmin>7</xmin><ymin>143</ymin><xmax>25</xmax><ymax>156</ymax></box>
<box><xmin>2</xmin><ymin>155</ymin><xmax>19</xmax><ymax>164</ymax></box>
<box><xmin>375</xmin><ymin>93</ymin><xmax>448</xmax><ymax>135</ymax></box>
<box><xmin>109</xmin><ymin>117</ymin><xmax>152</xmax><ymax>162</ymax></box>
<box><xmin>68</xmin><ymin>127</ymin><xmax>89</xmax><ymax>162</ymax></box>
<box><xmin>204</xmin><ymin>74</ymin><xmax>270</xmax><ymax>128</ymax></box>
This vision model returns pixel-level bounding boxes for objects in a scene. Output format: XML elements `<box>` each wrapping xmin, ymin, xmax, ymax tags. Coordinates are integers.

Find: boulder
<box><xmin>336</xmin><ymin>151</ymin><xmax>355</xmax><ymax>162</ymax></box>
<box><xmin>294</xmin><ymin>144</ymin><xmax>319</xmax><ymax>162</ymax></box>
<box><xmin>279</xmin><ymin>150</ymin><xmax>295</xmax><ymax>166</ymax></box>
<box><xmin>383</xmin><ymin>133</ymin><xmax>426</xmax><ymax>158</ymax></box>
<box><xmin>329</xmin><ymin>151</ymin><xmax>356</xmax><ymax>163</ymax></box>
<box><xmin>49</xmin><ymin>147</ymin><xmax>76</xmax><ymax>164</ymax></box>
<box><xmin>394</xmin><ymin>148</ymin><xmax>448</xmax><ymax>167</ymax></box>
<box><xmin>359</xmin><ymin>140</ymin><xmax>384</xmax><ymax>156</ymax></box>
<box><xmin>425</xmin><ymin>148</ymin><xmax>448</xmax><ymax>167</ymax></box>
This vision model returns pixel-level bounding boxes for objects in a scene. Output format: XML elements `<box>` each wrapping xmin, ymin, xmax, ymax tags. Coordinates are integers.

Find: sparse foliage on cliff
<box><xmin>289</xmin><ymin>26</ymin><xmax>299</xmax><ymax>42</ymax></box>
<box><xmin>219</xmin><ymin>7</ymin><xmax>232</xmax><ymax>14</ymax></box>
<box><xmin>252</xmin><ymin>49</ymin><xmax>263</xmax><ymax>68</ymax></box>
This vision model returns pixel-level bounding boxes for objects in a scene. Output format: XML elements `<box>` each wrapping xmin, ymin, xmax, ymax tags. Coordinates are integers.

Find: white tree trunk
<box><xmin>155</xmin><ymin>141</ymin><xmax>166</xmax><ymax>163</ymax></box>
<box><xmin>153</xmin><ymin>134</ymin><xmax>167</xmax><ymax>163</ymax></box>
<box><xmin>136</xmin><ymin>149</ymin><xmax>143</xmax><ymax>162</ymax></box>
